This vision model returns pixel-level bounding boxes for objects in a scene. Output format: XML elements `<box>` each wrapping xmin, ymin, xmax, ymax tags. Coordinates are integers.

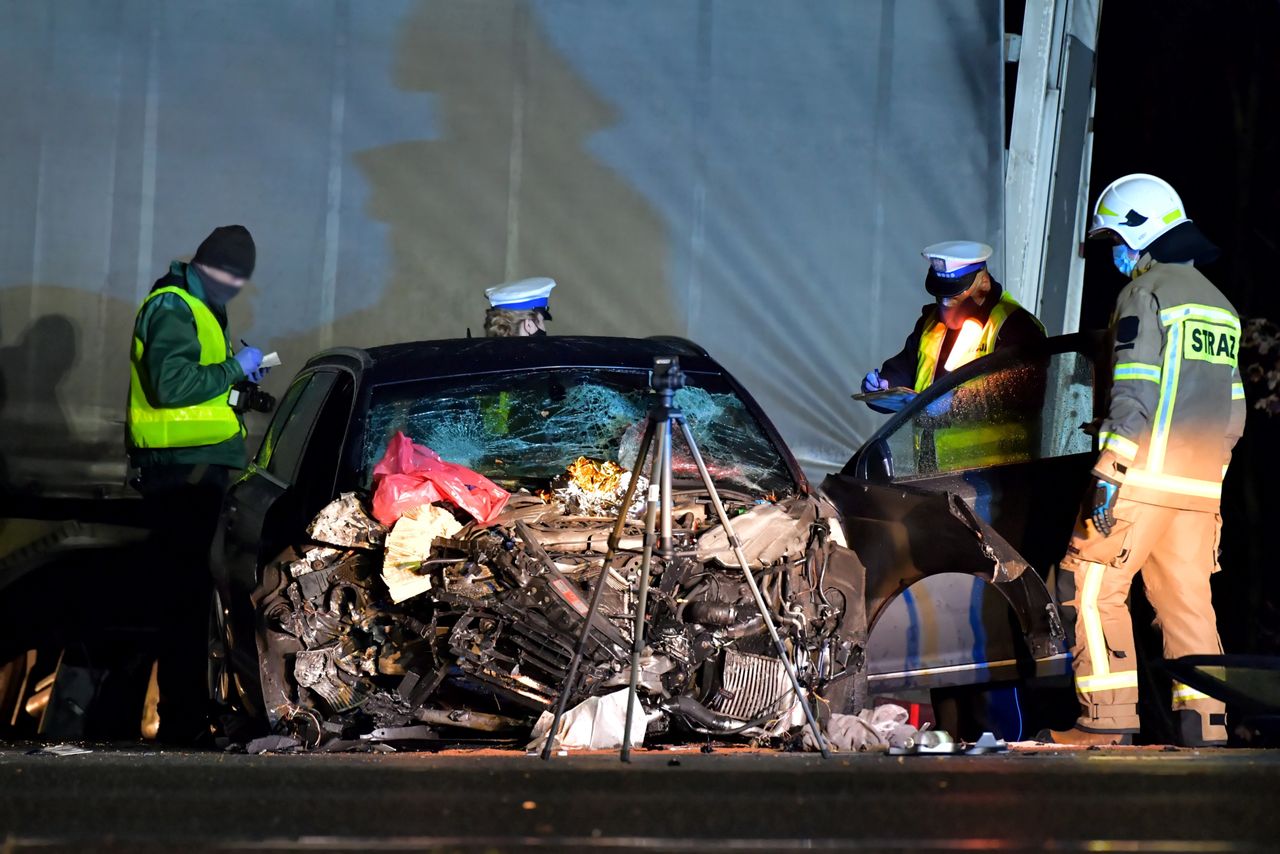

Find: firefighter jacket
<box><xmin>1095</xmin><ymin>261</ymin><xmax>1245</xmax><ymax>512</ymax></box>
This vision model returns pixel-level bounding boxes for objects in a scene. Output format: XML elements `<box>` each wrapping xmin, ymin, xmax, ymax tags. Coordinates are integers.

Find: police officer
<box><xmin>861</xmin><ymin>241</ymin><xmax>1044</xmax><ymax>412</ymax></box>
<box><xmin>1044</xmin><ymin>175</ymin><xmax>1244</xmax><ymax>747</ymax></box>
<box><xmin>127</xmin><ymin>224</ymin><xmax>268</xmax><ymax>742</ymax></box>
<box><xmin>483</xmin><ymin>277</ymin><xmax>556</xmax><ymax>337</ymax></box>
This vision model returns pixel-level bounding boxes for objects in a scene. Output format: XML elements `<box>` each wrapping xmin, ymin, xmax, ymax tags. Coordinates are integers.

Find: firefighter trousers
<box><xmin>1057</xmin><ymin>498</ymin><xmax>1226</xmax><ymax>743</ymax></box>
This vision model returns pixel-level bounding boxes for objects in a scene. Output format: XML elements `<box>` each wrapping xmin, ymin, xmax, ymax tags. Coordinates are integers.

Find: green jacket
<box><xmin>127</xmin><ymin>261</ymin><xmax>248</xmax><ymax>470</ymax></box>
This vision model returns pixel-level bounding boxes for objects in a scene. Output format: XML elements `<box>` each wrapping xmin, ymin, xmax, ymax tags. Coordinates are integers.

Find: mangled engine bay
<box><xmin>254</xmin><ymin>470</ymin><xmax>867</xmax><ymax>749</ymax></box>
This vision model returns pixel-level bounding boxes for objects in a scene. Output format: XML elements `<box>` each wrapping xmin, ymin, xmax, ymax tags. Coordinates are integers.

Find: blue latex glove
<box><xmin>862</xmin><ymin>369</ymin><xmax>890</xmax><ymax>394</ymax></box>
<box><xmin>234</xmin><ymin>347</ymin><xmax>265</xmax><ymax>383</ymax></box>
<box><xmin>1089</xmin><ymin>477</ymin><xmax>1120</xmax><ymax>535</ymax></box>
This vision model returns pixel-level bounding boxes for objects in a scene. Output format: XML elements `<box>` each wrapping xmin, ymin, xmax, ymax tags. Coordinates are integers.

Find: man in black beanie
<box><xmin>126</xmin><ymin>224</ymin><xmax>270</xmax><ymax>744</ymax></box>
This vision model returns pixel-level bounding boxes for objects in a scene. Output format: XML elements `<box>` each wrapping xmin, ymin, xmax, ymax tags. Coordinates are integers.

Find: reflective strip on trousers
<box><xmin>1075</xmin><ymin>561</ymin><xmax>1137</xmax><ymax>695</ymax></box>
<box><xmin>1233</xmin><ymin>382</ymin><xmax>1245</xmax><ymax>400</ymax></box>
<box><xmin>1172</xmin><ymin>681</ymin><xmax>1214</xmax><ymax>704</ymax></box>
<box><xmin>1125</xmin><ymin>468</ymin><xmax>1223</xmax><ymax>500</ymax></box>
<box><xmin>1077</xmin><ymin>670</ymin><xmax>1139</xmax><ymax>693</ymax></box>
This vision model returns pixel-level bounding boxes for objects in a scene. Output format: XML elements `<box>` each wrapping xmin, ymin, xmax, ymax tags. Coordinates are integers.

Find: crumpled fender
<box><xmin>819</xmin><ymin>474</ymin><xmax>1065</xmax><ymax>662</ymax></box>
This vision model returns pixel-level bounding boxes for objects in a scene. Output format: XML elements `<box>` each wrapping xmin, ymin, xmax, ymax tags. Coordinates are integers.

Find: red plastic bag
<box><xmin>371</xmin><ymin>431</ymin><xmax>510</xmax><ymax>526</ymax></box>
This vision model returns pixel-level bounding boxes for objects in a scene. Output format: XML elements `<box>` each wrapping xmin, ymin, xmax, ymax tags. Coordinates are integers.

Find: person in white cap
<box><xmin>483</xmin><ymin>277</ymin><xmax>556</xmax><ymax>337</ymax></box>
<box><xmin>860</xmin><ymin>241</ymin><xmax>1044</xmax><ymax>412</ymax></box>
<box><xmin>1041</xmin><ymin>174</ymin><xmax>1243</xmax><ymax>748</ymax></box>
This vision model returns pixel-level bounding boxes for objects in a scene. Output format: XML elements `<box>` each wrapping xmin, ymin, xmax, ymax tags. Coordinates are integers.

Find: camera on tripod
<box><xmin>650</xmin><ymin>355</ymin><xmax>686</xmax><ymax>393</ymax></box>
<box><xmin>228</xmin><ymin>380</ymin><xmax>276</xmax><ymax>414</ymax></box>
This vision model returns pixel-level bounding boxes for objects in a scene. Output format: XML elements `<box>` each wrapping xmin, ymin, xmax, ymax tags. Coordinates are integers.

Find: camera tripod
<box><xmin>540</xmin><ymin>356</ymin><xmax>829</xmax><ymax>761</ymax></box>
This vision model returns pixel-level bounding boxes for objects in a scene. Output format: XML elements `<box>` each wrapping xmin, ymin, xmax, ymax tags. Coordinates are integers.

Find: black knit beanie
<box><xmin>192</xmin><ymin>225</ymin><xmax>256</xmax><ymax>279</ymax></box>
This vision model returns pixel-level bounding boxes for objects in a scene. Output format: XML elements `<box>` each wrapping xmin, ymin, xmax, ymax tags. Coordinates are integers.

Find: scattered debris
<box><xmin>965</xmin><ymin>731</ymin><xmax>1008</xmax><ymax>755</ymax></box>
<box><xmin>26</xmin><ymin>744</ymin><xmax>92</xmax><ymax>757</ymax></box>
<box><xmin>803</xmin><ymin>704</ymin><xmax>918</xmax><ymax>753</ymax></box>
<box><xmin>527</xmin><ymin>690</ymin><xmax>658</xmax><ymax>752</ymax></box>
<box><xmin>245</xmin><ymin>735</ymin><xmax>301</xmax><ymax>754</ymax></box>
<box><xmin>307</xmin><ymin>492</ymin><xmax>388</xmax><ymax>549</ymax></box>
<box><xmin>890</xmin><ymin>729</ymin><xmax>960</xmax><ymax>756</ymax></box>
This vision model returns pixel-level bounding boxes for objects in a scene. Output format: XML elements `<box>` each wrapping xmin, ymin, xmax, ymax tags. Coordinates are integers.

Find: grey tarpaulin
<box><xmin>0</xmin><ymin>0</ymin><xmax>1003</xmax><ymax>491</ymax></box>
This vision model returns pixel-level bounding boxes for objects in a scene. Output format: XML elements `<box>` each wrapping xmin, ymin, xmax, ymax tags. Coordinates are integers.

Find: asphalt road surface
<box><xmin>2</xmin><ymin>743</ymin><xmax>1279</xmax><ymax>852</ymax></box>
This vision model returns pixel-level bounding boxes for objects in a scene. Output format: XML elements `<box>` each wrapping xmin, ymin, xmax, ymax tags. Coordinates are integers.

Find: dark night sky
<box><xmin>1082</xmin><ymin>0</ymin><xmax>1280</xmax><ymax>329</ymax></box>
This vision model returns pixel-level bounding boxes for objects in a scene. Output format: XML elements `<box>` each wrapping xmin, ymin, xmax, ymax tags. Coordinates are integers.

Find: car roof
<box><xmin>306</xmin><ymin>335</ymin><xmax>719</xmax><ymax>386</ymax></box>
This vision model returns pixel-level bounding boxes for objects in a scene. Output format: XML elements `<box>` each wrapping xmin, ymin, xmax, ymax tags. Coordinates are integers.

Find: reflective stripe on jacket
<box><xmin>913</xmin><ymin>291</ymin><xmax>1042</xmax><ymax>392</ymax></box>
<box><xmin>128</xmin><ymin>286</ymin><xmax>243</xmax><ymax>449</ymax></box>
<box><xmin>1098</xmin><ymin>262</ymin><xmax>1245</xmax><ymax>511</ymax></box>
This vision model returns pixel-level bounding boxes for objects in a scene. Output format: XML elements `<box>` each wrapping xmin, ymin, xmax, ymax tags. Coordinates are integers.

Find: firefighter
<box><xmin>483</xmin><ymin>277</ymin><xmax>556</xmax><ymax>337</ymax></box>
<box><xmin>127</xmin><ymin>224</ymin><xmax>267</xmax><ymax>743</ymax></box>
<box><xmin>1043</xmin><ymin>174</ymin><xmax>1244</xmax><ymax>747</ymax></box>
<box><xmin>861</xmin><ymin>241</ymin><xmax>1044</xmax><ymax>413</ymax></box>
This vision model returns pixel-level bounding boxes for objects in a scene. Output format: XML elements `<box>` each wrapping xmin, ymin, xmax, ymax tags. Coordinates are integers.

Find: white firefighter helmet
<box><xmin>1088</xmin><ymin>173</ymin><xmax>1189</xmax><ymax>250</ymax></box>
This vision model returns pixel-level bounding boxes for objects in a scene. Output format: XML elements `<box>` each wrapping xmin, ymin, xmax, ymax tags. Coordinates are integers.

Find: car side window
<box><xmin>256</xmin><ymin>372</ymin><xmax>338</xmax><ymax>482</ymax></box>
<box><xmin>254</xmin><ymin>375</ymin><xmax>312</xmax><ymax>471</ymax></box>
<box><xmin>293</xmin><ymin>373</ymin><xmax>356</xmax><ymax>515</ymax></box>
<box><xmin>885</xmin><ymin>349</ymin><xmax>1094</xmax><ymax>480</ymax></box>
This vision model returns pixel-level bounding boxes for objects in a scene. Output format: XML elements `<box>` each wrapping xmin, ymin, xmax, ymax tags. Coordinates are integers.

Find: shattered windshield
<box><xmin>359</xmin><ymin>368</ymin><xmax>795</xmax><ymax>496</ymax></box>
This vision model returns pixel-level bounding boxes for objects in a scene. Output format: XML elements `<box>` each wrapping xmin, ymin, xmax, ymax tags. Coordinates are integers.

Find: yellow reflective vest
<box><xmin>912</xmin><ymin>291</ymin><xmax>1044</xmax><ymax>473</ymax></box>
<box><xmin>913</xmin><ymin>290</ymin><xmax>1036</xmax><ymax>392</ymax></box>
<box><xmin>128</xmin><ymin>286</ymin><xmax>243</xmax><ymax>449</ymax></box>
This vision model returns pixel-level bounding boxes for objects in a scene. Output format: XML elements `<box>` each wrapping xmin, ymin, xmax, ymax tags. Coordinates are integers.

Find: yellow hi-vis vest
<box><xmin>913</xmin><ymin>290</ymin><xmax>1034</xmax><ymax>392</ymax></box>
<box><xmin>127</xmin><ymin>286</ymin><xmax>242</xmax><ymax>449</ymax></box>
<box><xmin>911</xmin><ymin>291</ymin><xmax>1044</xmax><ymax>473</ymax></box>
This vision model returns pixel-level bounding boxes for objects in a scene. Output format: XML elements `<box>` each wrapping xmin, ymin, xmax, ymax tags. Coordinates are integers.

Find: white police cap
<box><xmin>485</xmin><ymin>276</ymin><xmax>556</xmax><ymax>311</ymax></box>
<box><xmin>921</xmin><ymin>241</ymin><xmax>993</xmax><ymax>279</ymax></box>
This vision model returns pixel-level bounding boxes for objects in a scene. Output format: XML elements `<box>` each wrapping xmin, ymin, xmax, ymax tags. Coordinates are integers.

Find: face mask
<box><xmin>1112</xmin><ymin>244</ymin><xmax>1141</xmax><ymax>278</ymax></box>
<box><xmin>203</xmin><ymin>278</ymin><xmax>243</xmax><ymax>305</ymax></box>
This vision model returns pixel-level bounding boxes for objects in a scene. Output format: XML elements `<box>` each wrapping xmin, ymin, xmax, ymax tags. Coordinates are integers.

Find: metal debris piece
<box><xmin>890</xmin><ymin>728</ymin><xmax>960</xmax><ymax>756</ymax></box>
<box><xmin>965</xmin><ymin>731</ymin><xmax>1009</xmax><ymax>754</ymax></box>
<box><xmin>245</xmin><ymin>734</ymin><xmax>301</xmax><ymax>754</ymax></box>
<box><xmin>416</xmin><ymin>707</ymin><xmax>524</xmax><ymax>733</ymax></box>
<box><xmin>26</xmin><ymin>744</ymin><xmax>92</xmax><ymax>757</ymax></box>
<box><xmin>362</xmin><ymin>725</ymin><xmax>437</xmax><ymax>742</ymax></box>
<box><xmin>307</xmin><ymin>492</ymin><xmax>388</xmax><ymax>549</ymax></box>
<box><xmin>295</xmin><ymin>648</ymin><xmax>369</xmax><ymax>713</ymax></box>
<box><xmin>287</xmin><ymin>546</ymin><xmax>347</xmax><ymax>578</ymax></box>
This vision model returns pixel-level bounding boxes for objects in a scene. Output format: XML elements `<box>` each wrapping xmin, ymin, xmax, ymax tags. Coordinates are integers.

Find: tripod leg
<box><xmin>621</xmin><ymin>423</ymin><xmax>666</xmax><ymax>762</ymax></box>
<box><xmin>540</xmin><ymin>419</ymin><xmax>657</xmax><ymax>760</ymax></box>
<box><xmin>676</xmin><ymin>419</ymin><xmax>831</xmax><ymax>758</ymax></box>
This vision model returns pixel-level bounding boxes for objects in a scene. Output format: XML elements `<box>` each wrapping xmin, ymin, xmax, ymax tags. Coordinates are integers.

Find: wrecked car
<box><xmin>212</xmin><ymin>333</ymin><xmax>1101</xmax><ymax>746</ymax></box>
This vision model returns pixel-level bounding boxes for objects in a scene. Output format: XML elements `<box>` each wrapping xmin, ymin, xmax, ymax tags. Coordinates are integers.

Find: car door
<box><xmin>211</xmin><ymin>367</ymin><xmax>355</xmax><ymax>711</ymax></box>
<box><xmin>822</xmin><ymin>332</ymin><xmax>1105</xmax><ymax>691</ymax></box>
